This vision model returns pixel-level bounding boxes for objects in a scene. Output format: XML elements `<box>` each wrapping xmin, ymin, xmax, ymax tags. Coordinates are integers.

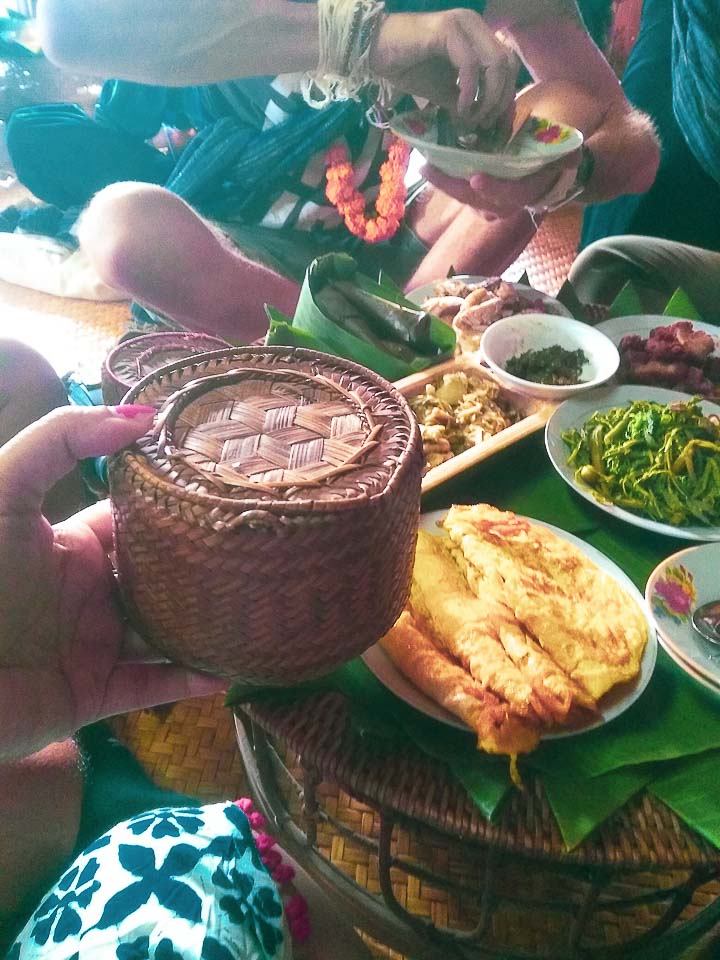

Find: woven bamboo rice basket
<box><xmin>109</xmin><ymin>346</ymin><xmax>423</xmax><ymax>684</ymax></box>
<box><xmin>102</xmin><ymin>331</ymin><xmax>231</xmax><ymax>404</ymax></box>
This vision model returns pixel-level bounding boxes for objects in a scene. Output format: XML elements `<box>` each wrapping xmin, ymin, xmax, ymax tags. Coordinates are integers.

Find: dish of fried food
<box><xmin>377</xmin><ymin>505</ymin><xmax>651</xmax><ymax>757</ymax></box>
<box><xmin>598</xmin><ymin>317</ymin><xmax>720</xmax><ymax>398</ymax></box>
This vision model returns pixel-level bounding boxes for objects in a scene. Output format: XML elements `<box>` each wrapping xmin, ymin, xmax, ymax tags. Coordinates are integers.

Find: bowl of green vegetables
<box><xmin>546</xmin><ymin>386</ymin><xmax>720</xmax><ymax>540</ymax></box>
<box><xmin>480</xmin><ymin>313</ymin><xmax>620</xmax><ymax>400</ymax></box>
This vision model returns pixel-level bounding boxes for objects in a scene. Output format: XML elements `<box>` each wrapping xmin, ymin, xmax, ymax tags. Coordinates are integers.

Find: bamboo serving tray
<box><xmin>394</xmin><ymin>356</ymin><xmax>557</xmax><ymax>494</ymax></box>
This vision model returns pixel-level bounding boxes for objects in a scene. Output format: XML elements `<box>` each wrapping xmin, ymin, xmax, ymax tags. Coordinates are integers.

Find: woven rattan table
<box><xmin>232</xmin><ymin>429</ymin><xmax>720</xmax><ymax>960</ymax></box>
<box><xmin>235</xmin><ymin>693</ymin><xmax>720</xmax><ymax>960</ymax></box>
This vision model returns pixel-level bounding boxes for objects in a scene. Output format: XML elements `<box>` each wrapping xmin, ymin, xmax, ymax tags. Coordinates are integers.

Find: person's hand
<box><xmin>371</xmin><ymin>9</ymin><xmax>519</xmax><ymax>130</ymax></box>
<box><xmin>0</xmin><ymin>405</ymin><xmax>225</xmax><ymax>762</ymax></box>
<box><xmin>422</xmin><ymin>150</ymin><xmax>582</xmax><ymax>219</ymax></box>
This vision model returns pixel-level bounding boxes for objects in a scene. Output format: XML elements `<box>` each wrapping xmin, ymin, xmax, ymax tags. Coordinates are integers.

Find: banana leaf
<box><xmin>649</xmin><ymin>750</ymin><xmax>720</xmax><ymax>848</ymax></box>
<box><xmin>607</xmin><ymin>279</ymin><xmax>644</xmax><ymax>319</ymax></box>
<box><xmin>606</xmin><ymin>281</ymin><xmax>703</xmax><ymax>322</ymax></box>
<box><xmin>266</xmin><ymin>253</ymin><xmax>455</xmax><ymax>381</ymax></box>
<box><xmin>543</xmin><ymin>765</ymin><xmax>656</xmax><ymax>850</ymax></box>
<box><xmin>663</xmin><ymin>286</ymin><xmax>702</xmax><ymax>321</ymax></box>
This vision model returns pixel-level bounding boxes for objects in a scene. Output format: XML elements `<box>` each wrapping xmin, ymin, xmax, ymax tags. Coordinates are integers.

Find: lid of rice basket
<box><xmin>113</xmin><ymin>345</ymin><xmax>422</xmax><ymax>515</ymax></box>
<box><xmin>102</xmin><ymin>331</ymin><xmax>231</xmax><ymax>404</ymax></box>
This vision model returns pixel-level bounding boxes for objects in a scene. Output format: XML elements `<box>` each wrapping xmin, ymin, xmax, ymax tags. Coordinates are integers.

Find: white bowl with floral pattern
<box><xmin>391</xmin><ymin>109</ymin><xmax>583</xmax><ymax>180</ymax></box>
<box><xmin>645</xmin><ymin>543</ymin><xmax>720</xmax><ymax>689</ymax></box>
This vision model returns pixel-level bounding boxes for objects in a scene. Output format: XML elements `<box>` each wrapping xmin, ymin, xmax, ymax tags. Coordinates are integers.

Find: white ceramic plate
<box><xmin>546</xmin><ymin>385</ymin><xmax>720</xmax><ymax>542</ymax></box>
<box><xmin>391</xmin><ymin>110</ymin><xmax>583</xmax><ymax>180</ymax></box>
<box><xmin>407</xmin><ymin>276</ymin><xmax>572</xmax><ymax>318</ymax></box>
<box><xmin>595</xmin><ymin>314</ymin><xmax>720</xmax><ymax>348</ymax></box>
<box><xmin>363</xmin><ymin>509</ymin><xmax>657</xmax><ymax>739</ymax></box>
<box><xmin>654</xmin><ymin>631</ymin><xmax>720</xmax><ymax>696</ymax></box>
<box><xmin>480</xmin><ymin>313</ymin><xmax>620</xmax><ymax>400</ymax></box>
<box><xmin>645</xmin><ymin>543</ymin><xmax>720</xmax><ymax>689</ymax></box>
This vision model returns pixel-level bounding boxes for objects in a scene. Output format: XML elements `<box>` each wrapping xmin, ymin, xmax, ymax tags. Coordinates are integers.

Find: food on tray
<box><xmin>617</xmin><ymin>320</ymin><xmax>720</xmax><ymax>397</ymax></box>
<box><xmin>420</xmin><ymin>277</ymin><xmax>558</xmax><ymax>354</ymax></box>
<box><xmin>409</xmin><ymin>371</ymin><xmax>518</xmax><ymax>472</ymax></box>
<box><xmin>381</xmin><ymin>505</ymin><xmax>648</xmax><ymax>757</ymax></box>
<box><xmin>562</xmin><ymin>397</ymin><xmax>720</xmax><ymax>526</ymax></box>
<box><xmin>505</xmin><ymin>345</ymin><xmax>588</xmax><ymax>386</ymax></box>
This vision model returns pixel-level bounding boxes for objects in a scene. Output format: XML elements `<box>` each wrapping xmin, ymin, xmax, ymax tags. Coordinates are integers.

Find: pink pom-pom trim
<box><xmin>261</xmin><ymin>848</ymin><xmax>283</xmax><ymax>872</ymax></box>
<box><xmin>272</xmin><ymin>863</ymin><xmax>296</xmax><ymax>885</ymax></box>
<box><xmin>285</xmin><ymin>892</ymin><xmax>309</xmax><ymax>922</ymax></box>
<box><xmin>254</xmin><ymin>832</ymin><xmax>277</xmax><ymax>854</ymax></box>
<box><xmin>233</xmin><ymin>796</ymin><xmax>313</xmax><ymax>944</ymax></box>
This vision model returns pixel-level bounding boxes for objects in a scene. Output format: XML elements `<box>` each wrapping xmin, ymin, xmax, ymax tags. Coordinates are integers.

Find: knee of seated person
<box><xmin>0</xmin><ymin>338</ymin><xmax>64</xmax><ymax>396</ymax></box>
<box><xmin>79</xmin><ymin>182</ymin><xmax>182</xmax><ymax>290</ymax></box>
<box><xmin>0</xmin><ymin>339</ymin><xmax>67</xmax><ymax>443</ymax></box>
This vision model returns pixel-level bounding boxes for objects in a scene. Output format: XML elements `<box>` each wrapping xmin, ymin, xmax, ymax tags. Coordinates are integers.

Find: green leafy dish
<box><xmin>545</xmin><ymin>385</ymin><xmax>720</xmax><ymax>541</ymax></box>
<box><xmin>265</xmin><ymin>253</ymin><xmax>456</xmax><ymax>382</ymax></box>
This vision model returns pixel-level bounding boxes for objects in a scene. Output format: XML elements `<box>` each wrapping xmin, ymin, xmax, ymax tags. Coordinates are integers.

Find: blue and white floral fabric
<box><xmin>6</xmin><ymin>802</ymin><xmax>289</xmax><ymax>960</ymax></box>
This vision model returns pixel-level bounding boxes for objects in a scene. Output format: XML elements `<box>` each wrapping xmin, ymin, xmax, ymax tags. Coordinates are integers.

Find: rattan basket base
<box><xmin>111</xmin><ymin>696</ymin><xmax>720</xmax><ymax>960</ymax></box>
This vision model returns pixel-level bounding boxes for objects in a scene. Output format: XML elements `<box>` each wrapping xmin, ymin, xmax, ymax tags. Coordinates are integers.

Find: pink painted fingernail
<box><xmin>112</xmin><ymin>404</ymin><xmax>156</xmax><ymax>419</ymax></box>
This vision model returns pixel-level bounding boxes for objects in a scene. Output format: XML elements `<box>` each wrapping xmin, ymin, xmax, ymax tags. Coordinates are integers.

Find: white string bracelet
<box><xmin>302</xmin><ymin>0</ymin><xmax>387</xmax><ymax>108</ymax></box>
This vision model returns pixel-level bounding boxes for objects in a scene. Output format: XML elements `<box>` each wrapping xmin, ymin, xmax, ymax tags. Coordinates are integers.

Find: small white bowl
<box><xmin>480</xmin><ymin>314</ymin><xmax>620</xmax><ymax>400</ymax></box>
<box><xmin>391</xmin><ymin>110</ymin><xmax>583</xmax><ymax>180</ymax></box>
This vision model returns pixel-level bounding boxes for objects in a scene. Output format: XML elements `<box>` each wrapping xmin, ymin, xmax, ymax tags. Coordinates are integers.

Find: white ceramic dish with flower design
<box><xmin>391</xmin><ymin>109</ymin><xmax>583</xmax><ymax>180</ymax></box>
<box><xmin>645</xmin><ymin>543</ymin><xmax>720</xmax><ymax>688</ymax></box>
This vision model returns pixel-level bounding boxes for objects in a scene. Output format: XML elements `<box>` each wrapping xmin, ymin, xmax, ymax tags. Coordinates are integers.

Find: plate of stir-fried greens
<box><xmin>546</xmin><ymin>386</ymin><xmax>720</xmax><ymax>540</ymax></box>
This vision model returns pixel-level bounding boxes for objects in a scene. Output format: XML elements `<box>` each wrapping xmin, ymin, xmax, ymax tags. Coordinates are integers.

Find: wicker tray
<box><xmin>394</xmin><ymin>357</ymin><xmax>556</xmax><ymax>494</ymax></box>
<box><xmin>101</xmin><ymin>331</ymin><xmax>231</xmax><ymax>404</ymax></box>
<box><xmin>109</xmin><ymin>346</ymin><xmax>423</xmax><ymax>684</ymax></box>
<box><xmin>236</xmin><ymin>692</ymin><xmax>720</xmax><ymax>959</ymax></box>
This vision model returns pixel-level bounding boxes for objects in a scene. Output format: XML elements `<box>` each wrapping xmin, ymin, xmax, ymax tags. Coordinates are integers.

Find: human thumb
<box><xmin>0</xmin><ymin>404</ymin><xmax>155</xmax><ymax>513</ymax></box>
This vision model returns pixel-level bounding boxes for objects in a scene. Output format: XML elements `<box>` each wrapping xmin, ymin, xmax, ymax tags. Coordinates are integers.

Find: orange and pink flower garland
<box><xmin>325</xmin><ymin>134</ymin><xmax>410</xmax><ymax>243</ymax></box>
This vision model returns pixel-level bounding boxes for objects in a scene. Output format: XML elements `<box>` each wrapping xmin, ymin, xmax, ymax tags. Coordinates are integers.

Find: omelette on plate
<box><xmin>380</xmin><ymin>504</ymin><xmax>648</xmax><ymax>757</ymax></box>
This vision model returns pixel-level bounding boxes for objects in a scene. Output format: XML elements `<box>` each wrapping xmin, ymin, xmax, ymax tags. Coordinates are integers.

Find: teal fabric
<box><xmin>7</xmin><ymin>801</ymin><xmax>286</xmax><ymax>960</ymax></box>
<box><xmin>672</xmin><ymin>0</ymin><xmax>720</xmax><ymax>188</ymax></box>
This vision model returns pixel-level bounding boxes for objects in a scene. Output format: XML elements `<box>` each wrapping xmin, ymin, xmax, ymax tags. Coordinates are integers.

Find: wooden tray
<box><xmin>395</xmin><ymin>356</ymin><xmax>556</xmax><ymax>494</ymax></box>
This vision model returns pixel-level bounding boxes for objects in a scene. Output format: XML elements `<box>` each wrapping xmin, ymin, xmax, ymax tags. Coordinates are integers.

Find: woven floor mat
<box><xmin>110</xmin><ymin>694</ymin><xmax>251</xmax><ymax>803</ymax></box>
<box><xmin>0</xmin><ymin>276</ymin><xmax>129</xmax><ymax>382</ymax></box>
<box><xmin>504</xmin><ymin>204</ymin><xmax>583</xmax><ymax>296</ymax></box>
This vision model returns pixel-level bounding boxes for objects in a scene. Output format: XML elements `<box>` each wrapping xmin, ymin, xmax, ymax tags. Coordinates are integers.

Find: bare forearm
<box><xmin>514</xmin><ymin>79</ymin><xmax>659</xmax><ymax>202</ymax></box>
<box><xmin>581</xmin><ymin>105</ymin><xmax>658</xmax><ymax>202</ymax></box>
<box><xmin>407</xmin><ymin>204</ymin><xmax>534</xmax><ymax>291</ymax></box>
<box><xmin>37</xmin><ymin>0</ymin><xmax>321</xmax><ymax>83</ymax></box>
<box><xmin>492</xmin><ymin>0</ymin><xmax>660</xmax><ymax>200</ymax></box>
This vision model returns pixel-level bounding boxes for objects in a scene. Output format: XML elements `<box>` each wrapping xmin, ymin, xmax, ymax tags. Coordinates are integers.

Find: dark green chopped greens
<box><xmin>562</xmin><ymin>398</ymin><xmax>720</xmax><ymax>526</ymax></box>
<box><xmin>506</xmin><ymin>345</ymin><xmax>588</xmax><ymax>385</ymax></box>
